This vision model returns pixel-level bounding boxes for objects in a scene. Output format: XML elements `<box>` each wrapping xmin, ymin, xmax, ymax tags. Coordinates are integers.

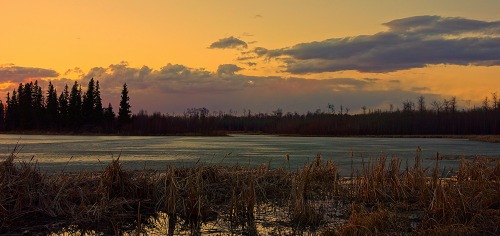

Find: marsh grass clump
<box><xmin>328</xmin><ymin>203</ymin><xmax>409</xmax><ymax>236</ymax></box>
<box><xmin>289</xmin><ymin>154</ymin><xmax>339</xmax><ymax>229</ymax></box>
<box><xmin>0</xmin><ymin>152</ymin><xmax>498</xmax><ymax>235</ymax></box>
<box><xmin>0</xmin><ymin>150</ymin><xmax>55</xmax><ymax>233</ymax></box>
<box><xmin>419</xmin><ymin>157</ymin><xmax>500</xmax><ymax>235</ymax></box>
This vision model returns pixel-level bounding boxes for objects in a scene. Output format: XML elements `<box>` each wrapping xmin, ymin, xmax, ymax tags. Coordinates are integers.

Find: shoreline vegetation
<box><xmin>1</xmin><ymin>148</ymin><xmax>498</xmax><ymax>235</ymax></box>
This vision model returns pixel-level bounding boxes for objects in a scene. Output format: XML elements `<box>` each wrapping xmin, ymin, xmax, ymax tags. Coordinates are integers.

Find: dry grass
<box><xmin>0</xmin><ymin>149</ymin><xmax>499</xmax><ymax>235</ymax></box>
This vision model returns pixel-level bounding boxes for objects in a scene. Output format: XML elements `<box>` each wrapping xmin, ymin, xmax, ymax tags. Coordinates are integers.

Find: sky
<box><xmin>1</xmin><ymin>0</ymin><xmax>499</xmax><ymax>114</ymax></box>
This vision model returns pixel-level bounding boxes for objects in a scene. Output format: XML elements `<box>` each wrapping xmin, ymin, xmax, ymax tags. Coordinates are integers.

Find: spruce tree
<box><xmin>5</xmin><ymin>91</ymin><xmax>19</xmax><ymax>130</ymax></box>
<box><xmin>68</xmin><ymin>81</ymin><xmax>82</xmax><ymax>128</ymax></box>
<box><xmin>46</xmin><ymin>81</ymin><xmax>58</xmax><ymax>127</ymax></box>
<box><xmin>19</xmin><ymin>83</ymin><xmax>33</xmax><ymax>129</ymax></box>
<box><xmin>33</xmin><ymin>81</ymin><xmax>44</xmax><ymax>112</ymax></box>
<box><xmin>94</xmin><ymin>80</ymin><xmax>104</xmax><ymax>124</ymax></box>
<box><xmin>82</xmin><ymin>78</ymin><xmax>96</xmax><ymax>123</ymax></box>
<box><xmin>118</xmin><ymin>83</ymin><xmax>131</xmax><ymax>125</ymax></box>
<box><xmin>104</xmin><ymin>103</ymin><xmax>115</xmax><ymax>120</ymax></box>
<box><xmin>58</xmin><ymin>84</ymin><xmax>70</xmax><ymax>127</ymax></box>
<box><xmin>31</xmin><ymin>81</ymin><xmax>44</xmax><ymax>129</ymax></box>
<box><xmin>104</xmin><ymin>102</ymin><xmax>116</xmax><ymax>132</ymax></box>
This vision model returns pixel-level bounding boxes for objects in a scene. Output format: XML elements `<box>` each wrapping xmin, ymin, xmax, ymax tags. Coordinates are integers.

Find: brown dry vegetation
<box><xmin>0</xmin><ymin>149</ymin><xmax>499</xmax><ymax>235</ymax></box>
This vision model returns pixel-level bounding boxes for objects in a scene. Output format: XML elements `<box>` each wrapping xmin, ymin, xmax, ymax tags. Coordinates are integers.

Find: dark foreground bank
<box><xmin>1</xmin><ymin>150</ymin><xmax>499</xmax><ymax>235</ymax></box>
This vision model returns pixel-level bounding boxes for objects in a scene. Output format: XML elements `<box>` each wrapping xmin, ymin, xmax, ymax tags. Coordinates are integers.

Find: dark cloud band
<box><xmin>0</xmin><ymin>65</ymin><xmax>59</xmax><ymax>83</ymax></box>
<box><xmin>259</xmin><ymin>15</ymin><xmax>500</xmax><ymax>73</ymax></box>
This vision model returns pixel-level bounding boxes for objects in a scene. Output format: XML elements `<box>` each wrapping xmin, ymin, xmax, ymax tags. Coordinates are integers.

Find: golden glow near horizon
<box><xmin>1</xmin><ymin>1</ymin><xmax>499</xmax><ymax>113</ymax></box>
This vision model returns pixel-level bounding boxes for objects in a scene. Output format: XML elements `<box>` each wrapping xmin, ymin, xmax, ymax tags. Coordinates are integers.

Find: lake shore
<box><xmin>274</xmin><ymin>133</ymin><xmax>500</xmax><ymax>143</ymax></box>
<box><xmin>2</xmin><ymin>129</ymin><xmax>498</xmax><ymax>143</ymax></box>
<box><xmin>361</xmin><ymin>134</ymin><xmax>500</xmax><ymax>143</ymax></box>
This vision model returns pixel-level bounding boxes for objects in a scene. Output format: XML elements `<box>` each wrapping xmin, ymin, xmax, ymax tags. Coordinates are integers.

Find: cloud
<box><xmin>0</xmin><ymin>64</ymin><xmax>59</xmax><ymax>83</ymax></box>
<box><xmin>383</xmin><ymin>15</ymin><xmax>500</xmax><ymax>36</ymax></box>
<box><xmin>209</xmin><ymin>36</ymin><xmax>248</xmax><ymax>50</ymax></box>
<box><xmin>363</xmin><ymin>78</ymin><xmax>380</xmax><ymax>83</ymax></box>
<box><xmin>64</xmin><ymin>67</ymin><xmax>84</xmax><ymax>76</ymax></box>
<box><xmin>257</xmin><ymin>15</ymin><xmax>500</xmax><ymax>73</ymax></box>
<box><xmin>217</xmin><ymin>64</ymin><xmax>243</xmax><ymax>76</ymax></box>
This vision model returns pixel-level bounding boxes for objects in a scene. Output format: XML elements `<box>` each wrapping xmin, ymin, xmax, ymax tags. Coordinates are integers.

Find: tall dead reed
<box><xmin>290</xmin><ymin>154</ymin><xmax>339</xmax><ymax>228</ymax></box>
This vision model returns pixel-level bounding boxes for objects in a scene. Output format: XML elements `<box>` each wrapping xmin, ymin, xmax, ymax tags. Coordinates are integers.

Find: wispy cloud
<box><xmin>209</xmin><ymin>36</ymin><xmax>248</xmax><ymax>50</ymax></box>
<box><xmin>64</xmin><ymin>67</ymin><xmax>85</xmax><ymax>77</ymax></box>
<box><xmin>253</xmin><ymin>15</ymin><xmax>500</xmax><ymax>73</ymax></box>
<box><xmin>383</xmin><ymin>15</ymin><xmax>500</xmax><ymax>36</ymax></box>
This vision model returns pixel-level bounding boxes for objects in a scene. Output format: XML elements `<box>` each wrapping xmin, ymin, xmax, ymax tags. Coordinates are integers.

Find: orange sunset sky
<box><xmin>1</xmin><ymin>1</ymin><xmax>499</xmax><ymax>114</ymax></box>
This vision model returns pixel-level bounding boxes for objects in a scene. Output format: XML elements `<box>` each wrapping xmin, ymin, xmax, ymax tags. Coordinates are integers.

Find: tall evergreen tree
<box><xmin>118</xmin><ymin>83</ymin><xmax>131</xmax><ymax>125</ymax></box>
<box><xmin>46</xmin><ymin>81</ymin><xmax>59</xmax><ymax>127</ymax></box>
<box><xmin>5</xmin><ymin>91</ymin><xmax>19</xmax><ymax>130</ymax></box>
<box><xmin>68</xmin><ymin>81</ymin><xmax>82</xmax><ymax>128</ymax></box>
<box><xmin>58</xmin><ymin>84</ymin><xmax>70</xmax><ymax>127</ymax></box>
<box><xmin>94</xmin><ymin>80</ymin><xmax>104</xmax><ymax>124</ymax></box>
<box><xmin>18</xmin><ymin>82</ymin><xmax>33</xmax><ymax>129</ymax></box>
<box><xmin>32</xmin><ymin>81</ymin><xmax>45</xmax><ymax>129</ymax></box>
<box><xmin>82</xmin><ymin>78</ymin><xmax>96</xmax><ymax>123</ymax></box>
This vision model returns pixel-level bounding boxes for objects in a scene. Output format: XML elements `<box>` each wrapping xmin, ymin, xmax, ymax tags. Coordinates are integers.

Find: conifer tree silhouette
<box><xmin>118</xmin><ymin>83</ymin><xmax>131</xmax><ymax>125</ymax></box>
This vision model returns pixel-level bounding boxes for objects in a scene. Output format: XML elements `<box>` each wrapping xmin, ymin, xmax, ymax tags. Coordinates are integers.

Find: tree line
<box><xmin>0</xmin><ymin>80</ymin><xmax>498</xmax><ymax>135</ymax></box>
<box><xmin>121</xmin><ymin>94</ymin><xmax>499</xmax><ymax>136</ymax></box>
<box><xmin>0</xmin><ymin>79</ymin><xmax>131</xmax><ymax>133</ymax></box>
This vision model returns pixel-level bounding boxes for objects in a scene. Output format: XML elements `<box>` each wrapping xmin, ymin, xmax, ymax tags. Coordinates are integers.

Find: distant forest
<box><xmin>0</xmin><ymin>80</ymin><xmax>499</xmax><ymax>136</ymax></box>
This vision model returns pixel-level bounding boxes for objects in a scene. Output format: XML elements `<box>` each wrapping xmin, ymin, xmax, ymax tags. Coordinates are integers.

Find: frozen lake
<box><xmin>1</xmin><ymin>134</ymin><xmax>498</xmax><ymax>173</ymax></box>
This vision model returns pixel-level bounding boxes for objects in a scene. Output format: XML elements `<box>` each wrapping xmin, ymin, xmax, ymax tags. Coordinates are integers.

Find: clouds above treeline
<box><xmin>74</xmin><ymin>62</ymin><xmax>379</xmax><ymax>113</ymax></box>
<box><xmin>234</xmin><ymin>15</ymin><xmax>500</xmax><ymax>73</ymax></box>
<box><xmin>0</xmin><ymin>62</ymin><xmax>442</xmax><ymax>113</ymax></box>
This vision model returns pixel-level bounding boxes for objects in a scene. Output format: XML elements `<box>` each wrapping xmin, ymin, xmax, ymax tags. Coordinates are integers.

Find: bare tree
<box><xmin>431</xmin><ymin>100</ymin><xmax>443</xmax><ymax>114</ymax></box>
<box><xmin>443</xmin><ymin>99</ymin><xmax>450</xmax><ymax>113</ymax></box>
<box><xmin>449</xmin><ymin>96</ymin><xmax>457</xmax><ymax>113</ymax></box>
<box><xmin>402</xmin><ymin>99</ymin><xmax>414</xmax><ymax>112</ymax></box>
<box><xmin>328</xmin><ymin>103</ymin><xmax>335</xmax><ymax>114</ymax></box>
<box><xmin>417</xmin><ymin>96</ymin><xmax>426</xmax><ymax>112</ymax></box>
<box><xmin>482</xmin><ymin>96</ymin><xmax>489</xmax><ymax>111</ymax></box>
<box><xmin>492</xmin><ymin>92</ymin><xmax>498</xmax><ymax>110</ymax></box>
